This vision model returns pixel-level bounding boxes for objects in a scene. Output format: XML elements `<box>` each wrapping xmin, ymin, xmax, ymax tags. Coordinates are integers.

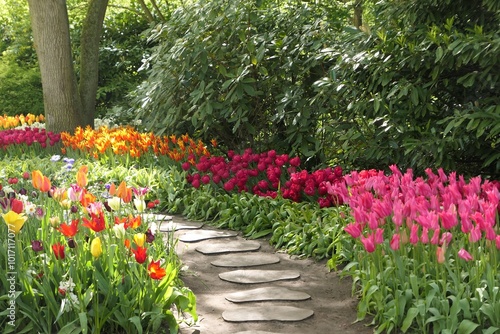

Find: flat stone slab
<box><xmin>222</xmin><ymin>306</ymin><xmax>314</xmax><ymax>322</ymax></box>
<box><xmin>159</xmin><ymin>221</ymin><xmax>204</xmax><ymax>232</ymax></box>
<box><xmin>179</xmin><ymin>230</ymin><xmax>238</xmax><ymax>243</ymax></box>
<box><xmin>196</xmin><ymin>240</ymin><xmax>261</xmax><ymax>255</ymax></box>
<box><xmin>235</xmin><ymin>332</ymin><xmax>282</xmax><ymax>334</ymax></box>
<box><xmin>226</xmin><ymin>286</ymin><xmax>311</xmax><ymax>303</ymax></box>
<box><xmin>143</xmin><ymin>213</ymin><xmax>173</xmax><ymax>221</ymax></box>
<box><xmin>219</xmin><ymin>270</ymin><xmax>300</xmax><ymax>284</ymax></box>
<box><xmin>211</xmin><ymin>253</ymin><xmax>280</xmax><ymax>268</ymax></box>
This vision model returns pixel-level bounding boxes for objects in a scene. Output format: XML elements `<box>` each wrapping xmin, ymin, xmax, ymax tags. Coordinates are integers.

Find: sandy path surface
<box><xmin>170</xmin><ymin>215</ymin><xmax>374</xmax><ymax>334</ymax></box>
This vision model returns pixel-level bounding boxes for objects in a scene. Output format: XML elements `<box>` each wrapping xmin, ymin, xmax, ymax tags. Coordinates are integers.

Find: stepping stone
<box><xmin>219</xmin><ymin>269</ymin><xmax>300</xmax><ymax>284</ymax></box>
<box><xmin>179</xmin><ymin>230</ymin><xmax>238</xmax><ymax>243</ymax></box>
<box><xmin>196</xmin><ymin>240</ymin><xmax>261</xmax><ymax>255</ymax></box>
<box><xmin>159</xmin><ymin>221</ymin><xmax>204</xmax><ymax>232</ymax></box>
<box><xmin>222</xmin><ymin>306</ymin><xmax>314</xmax><ymax>322</ymax></box>
<box><xmin>226</xmin><ymin>286</ymin><xmax>311</xmax><ymax>303</ymax></box>
<box><xmin>235</xmin><ymin>332</ymin><xmax>282</xmax><ymax>334</ymax></box>
<box><xmin>142</xmin><ymin>213</ymin><xmax>173</xmax><ymax>221</ymax></box>
<box><xmin>211</xmin><ymin>253</ymin><xmax>280</xmax><ymax>268</ymax></box>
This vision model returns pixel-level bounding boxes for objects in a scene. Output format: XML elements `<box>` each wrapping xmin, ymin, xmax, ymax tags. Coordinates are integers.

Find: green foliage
<box><xmin>68</xmin><ymin>6</ymin><xmax>151</xmax><ymax>119</ymax></box>
<box><xmin>179</xmin><ymin>187</ymin><xmax>354</xmax><ymax>265</ymax></box>
<box><xmin>0</xmin><ymin>0</ymin><xmax>43</xmax><ymax>115</ymax></box>
<box><xmin>0</xmin><ymin>61</ymin><xmax>43</xmax><ymax>115</ymax></box>
<box><xmin>133</xmin><ymin>0</ymin><xmax>349</xmax><ymax>166</ymax></box>
<box><xmin>314</xmin><ymin>0</ymin><xmax>500</xmax><ymax>176</ymax></box>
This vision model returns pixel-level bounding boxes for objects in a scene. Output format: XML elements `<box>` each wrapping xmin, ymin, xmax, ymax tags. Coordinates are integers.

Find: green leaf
<box><xmin>129</xmin><ymin>315</ymin><xmax>143</xmax><ymax>334</ymax></box>
<box><xmin>79</xmin><ymin>312</ymin><xmax>88</xmax><ymax>334</ymax></box>
<box><xmin>436</xmin><ymin>46</ymin><xmax>444</xmax><ymax>62</ymax></box>
<box><xmin>401</xmin><ymin>307</ymin><xmax>419</xmax><ymax>332</ymax></box>
<box><xmin>374</xmin><ymin>98</ymin><xmax>380</xmax><ymax>112</ymax></box>
<box><xmin>410</xmin><ymin>88</ymin><xmax>419</xmax><ymax>106</ymax></box>
<box><xmin>457</xmin><ymin>320</ymin><xmax>479</xmax><ymax>334</ymax></box>
<box><xmin>483</xmin><ymin>327</ymin><xmax>500</xmax><ymax>334</ymax></box>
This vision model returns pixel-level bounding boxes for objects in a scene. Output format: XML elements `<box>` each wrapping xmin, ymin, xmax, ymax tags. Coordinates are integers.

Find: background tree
<box><xmin>26</xmin><ymin>0</ymin><xmax>108</xmax><ymax>133</ymax></box>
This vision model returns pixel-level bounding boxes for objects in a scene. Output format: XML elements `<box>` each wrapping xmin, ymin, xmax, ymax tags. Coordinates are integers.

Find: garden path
<box><xmin>158</xmin><ymin>215</ymin><xmax>374</xmax><ymax>334</ymax></box>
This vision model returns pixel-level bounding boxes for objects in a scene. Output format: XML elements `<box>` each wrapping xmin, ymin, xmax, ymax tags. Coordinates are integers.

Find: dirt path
<box><xmin>169</xmin><ymin>215</ymin><xmax>374</xmax><ymax>334</ymax></box>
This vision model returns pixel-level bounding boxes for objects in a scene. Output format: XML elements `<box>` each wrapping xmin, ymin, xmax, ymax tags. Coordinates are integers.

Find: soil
<box><xmin>172</xmin><ymin>215</ymin><xmax>375</xmax><ymax>334</ymax></box>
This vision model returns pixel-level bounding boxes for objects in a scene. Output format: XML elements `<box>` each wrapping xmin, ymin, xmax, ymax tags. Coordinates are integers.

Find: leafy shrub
<box><xmin>313</xmin><ymin>0</ymin><xmax>500</xmax><ymax>176</ymax></box>
<box><xmin>133</xmin><ymin>0</ymin><xmax>349</xmax><ymax>166</ymax></box>
<box><xmin>0</xmin><ymin>61</ymin><xmax>44</xmax><ymax>116</ymax></box>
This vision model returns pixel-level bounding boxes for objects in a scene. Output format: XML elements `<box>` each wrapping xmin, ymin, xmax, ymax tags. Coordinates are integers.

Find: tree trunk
<box><xmin>27</xmin><ymin>0</ymin><xmax>84</xmax><ymax>133</ymax></box>
<box><xmin>353</xmin><ymin>1</ymin><xmax>363</xmax><ymax>29</ymax></box>
<box><xmin>79</xmin><ymin>0</ymin><xmax>109</xmax><ymax>128</ymax></box>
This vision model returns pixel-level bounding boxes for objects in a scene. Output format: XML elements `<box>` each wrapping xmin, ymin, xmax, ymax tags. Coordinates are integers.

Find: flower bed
<box><xmin>1</xmin><ymin>114</ymin><xmax>499</xmax><ymax>333</ymax></box>
<box><xmin>0</xmin><ymin>161</ymin><xmax>196</xmax><ymax>333</ymax></box>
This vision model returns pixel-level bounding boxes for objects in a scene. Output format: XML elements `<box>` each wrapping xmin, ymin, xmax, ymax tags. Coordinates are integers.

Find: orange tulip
<box><xmin>148</xmin><ymin>260</ymin><xmax>166</xmax><ymax>280</ymax></box>
<box><xmin>32</xmin><ymin>170</ymin><xmax>51</xmax><ymax>192</ymax></box>
<box><xmin>116</xmin><ymin>181</ymin><xmax>132</xmax><ymax>203</ymax></box>
<box><xmin>76</xmin><ymin>165</ymin><xmax>89</xmax><ymax>188</ymax></box>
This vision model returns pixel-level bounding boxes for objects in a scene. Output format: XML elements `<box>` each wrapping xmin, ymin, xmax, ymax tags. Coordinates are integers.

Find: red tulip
<box><xmin>58</xmin><ymin>219</ymin><xmax>79</xmax><ymax>237</ymax></box>
<box><xmin>52</xmin><ymin>243</ymin><xmax>65</xmax><ymax>260</ymax></box>
<box><xmin>82</xmin><ymin>212</ymin><xmax>106</xmax><ymax>232</ymax></box>
<box><xmin>132</xmin><ymin>246</ymin><xmax>147</xmax><ymax>264</ymax></box>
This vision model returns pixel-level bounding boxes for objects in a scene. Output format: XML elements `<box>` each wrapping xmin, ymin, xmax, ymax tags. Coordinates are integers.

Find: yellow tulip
<box><xmin>2</xmin><ymin>210</ymin><xmax>27</xmax><ymax>234</ymax></box>
<box><xmin>134</xmin><ymin>233</ymin><xmax>146</xmax><ymax>247</ymax></box>
<box><xmin>90</xmin><ymin>237</ymin><xmax>103</xmax><ymax>258</ymax></box>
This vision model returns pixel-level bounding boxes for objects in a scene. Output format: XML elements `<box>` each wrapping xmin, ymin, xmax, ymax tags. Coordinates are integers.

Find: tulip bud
<box><xmin>49</xmin><ymin>216</ymin><xmax>60</xmax><ymax>228</ymax></box>
<box><xmin>67</xmin><ymin>238</ymin><xmax>77</xmax><ymax>249</ymax></box>
<box><xmin>107</xmin><ymin>197</ymin><xmax>121</xmax><ymax>211</ymax></box>
<box><xmin>133</xmin><ymin>233</ymin><xmax>146</xmax><ymax>247</ymax></box>
<box><xmin>133</xmin><ymin>198</ymin><xmax>146</xmax><ymax>213</ymax></box>
<box><xmin>90</xmin><ymin>237</ymin><xmax>102</xmax><ymax>258</ymax></box>
<box><xmin>113</xmin><ymin>224</ymin><xmax>126</xmax><ymax>239</ymax></box>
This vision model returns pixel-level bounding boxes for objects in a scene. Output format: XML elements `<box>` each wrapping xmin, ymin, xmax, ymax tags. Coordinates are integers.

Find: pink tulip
<box><xmin>440</xmin><ymin>232</ymin><xmax>453</xmax><ymax>246</ymax></box>
<box><xmin>344</xmin><ymin>223</ymin><xmax>363</xmax><ymax>238</ymax></box>
<box><xmin>416</xmin><ymin>210</ymin><xmax>439</xmax><ymax>230</ymax></box>
<box><xmin>392</xmin><ymin>199</ymin><xmax>404</xmax><ymax>227</ymax></box>
<box><xmin>458</xmin><ymin>248</ymin><xmax>473</xmax><ymax>262</ymax></box>
<box><xmin>409</xmin><ymin>223</ymin><xmax>419</xmax><ymax>245</ymax></box>
<box><xmin>485</xmin><ymin>226</ymin><xmax>496</xmax><ymax>241</ymax></box>
<box><xmin>430</xmin><ymin>228</ymin><xmax>440</xmax><ymax>245</ymax></box>
<box><xmin>469</xmin><ymin>225</ymin><xmax>482</xmax><ymax>243</ymax></box>
<box><xmin>374</xmin><ymin>228</ymin><xmax>384</xmax><ymax>244</ymax></box>
<box><xmin>439</xmin><ymin>204</ymin><xmax>458</xmax><ymax>229</ymax></box>
<box><xmin>495</xmin><ymin>235</ymin><xmax>500</xmax><ymax>250</ymax></box>
<box><xmin>360</xmin><ymin>234</ymin><xmax>376</xmax><ymax>253</ymax></box>
<box><xmin>390</xmin><ymin>234</ymin><xmax>400</xmax><ymax>250</ymax></box>
<box><xmin>420</xmin><ymin>227</ymin><xmax>429</xmax><ymax>244</ymax></box>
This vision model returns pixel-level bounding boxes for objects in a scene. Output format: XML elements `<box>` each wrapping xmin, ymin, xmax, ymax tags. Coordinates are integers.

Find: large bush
<box><xmin>0</xmin><ymin>61</ymin><xmax>44</xmax><ymax>115</ymax></box>
<box><xmin>313</xmin><ymin>0</ymin><xmax>500</xmax><ymax>176</ymax></box>
<box><xmin>133</xmin><ymin>0</ymin><xmax>349</xmax><ymax>166</ymax></box>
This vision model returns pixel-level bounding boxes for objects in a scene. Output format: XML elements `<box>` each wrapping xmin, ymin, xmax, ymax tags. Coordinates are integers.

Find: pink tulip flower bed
<box><xmin>329</xmin><ymin>165</ymin><xmax>500</xmax><ymax>333</ymax></box>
